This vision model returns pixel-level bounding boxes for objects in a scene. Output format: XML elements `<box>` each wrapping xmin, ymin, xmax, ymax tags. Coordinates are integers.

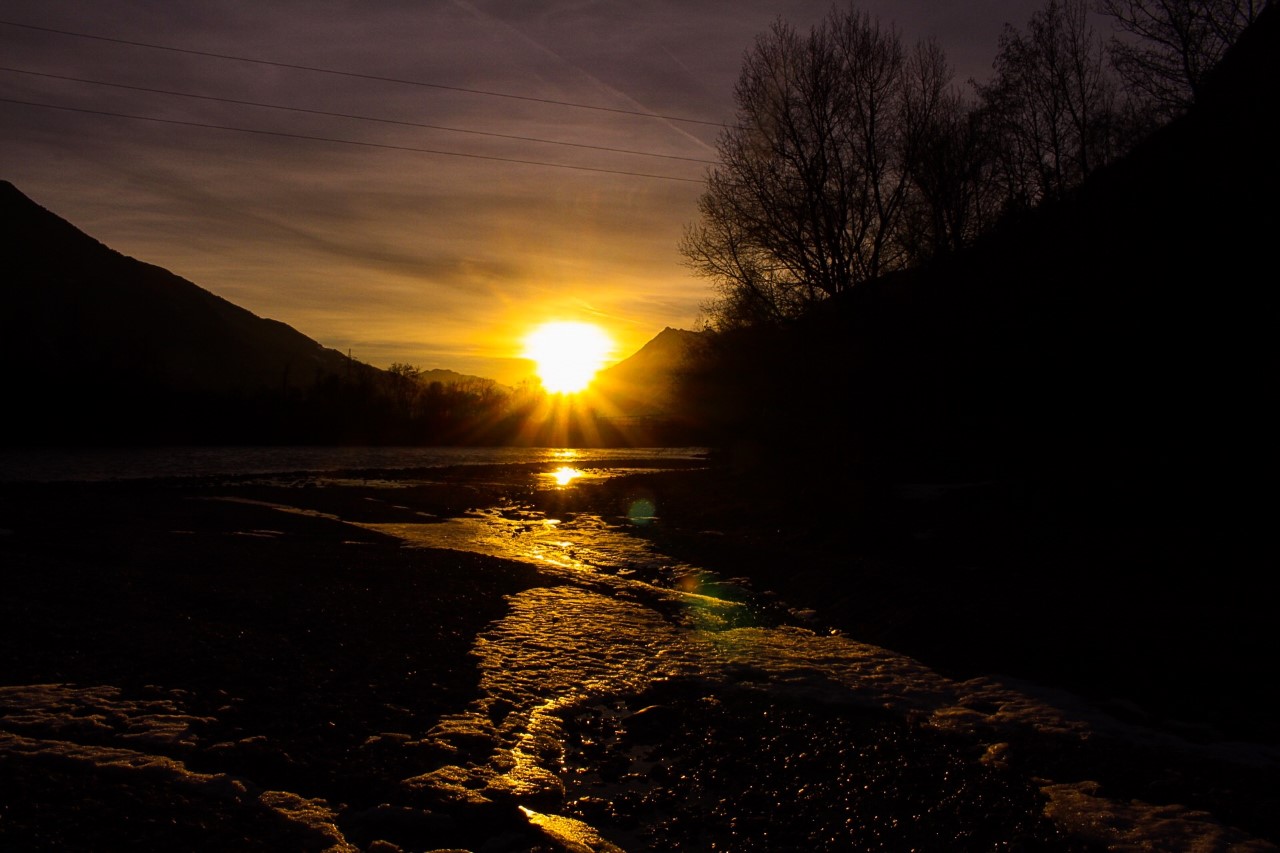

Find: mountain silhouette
<box><xmin>2</xmin><ymin>180</ymin><xmax>367</xmax><ymax>398</ymax></box>
<box><xmin>1</xmin><ymin>181</ymin><xmax>401</xmax><ymax>443</ymax></box>
<box><xmin>594</xmin><ymin>326</ymin><xmax>701</xmax><ymax>417</ymax></box>
<box><xmin>1</xmin><ymin>182</ymin><xmax>697</xmax><ymax>445</ymax></box>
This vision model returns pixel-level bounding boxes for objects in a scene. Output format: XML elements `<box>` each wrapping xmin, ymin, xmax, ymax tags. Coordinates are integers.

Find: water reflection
<box><xmin>234</xmin><ymin>462</ymin><xmax>1234</xmax><ymax>852</ymax></box>
<box><xmin>548</xmin><ymin>466</ymin><xmax>584</xmax><ymax>487</ymax></box>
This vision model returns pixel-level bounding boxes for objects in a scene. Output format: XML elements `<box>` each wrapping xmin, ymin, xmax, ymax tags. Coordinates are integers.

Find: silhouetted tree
<box><xmin>977</xmin><ymin>0</ymin><xmax>1122</xmax><ymax>210</ymax></box>
<box><xmin>899</xmin><ymin>77</ymin><xmax>999</xmax><ymax>260</ymax></box>
<box><xmin>1099</xmin><ymin>0</ymin><xmax>1267</xmax><ymax>117</ymax></box>
<box><xmin>682</xmin><ymin>7</ymin><xmax>952</xmax><ymax>328</ymax></box>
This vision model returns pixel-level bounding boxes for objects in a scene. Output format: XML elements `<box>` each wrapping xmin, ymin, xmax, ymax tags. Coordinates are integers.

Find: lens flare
<box><xmin>627</xmin><ymin>498</ymin><xmax>657</xmax><ymax>525</ymax></box>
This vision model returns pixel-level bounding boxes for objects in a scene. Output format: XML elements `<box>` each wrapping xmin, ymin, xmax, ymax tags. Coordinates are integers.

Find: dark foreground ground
<box><xmin>0</xmin><ymin>462</ymin><xmax>1276</xmax><ymax>851</ymax></box>
<box><xmin>573</xmin><ymin>466</ymin><xmax>1280</xmax><ymax>747</ymax></box>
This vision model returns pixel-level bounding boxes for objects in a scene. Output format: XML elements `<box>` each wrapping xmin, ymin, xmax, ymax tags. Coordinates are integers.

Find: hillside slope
<box><xmin>2</xmin><ymin>181</ymin><xmax>364</xmax><ymax>398</ymax></box>
<box><xmin>593</xmin><ymin>326</ymin><xmax>701</xmax><ymax>417</ymax></box>
<box><xmin>698</xmin><ymin>3</ymin><xmax>1278</xmax><ymax>494</ymax></box>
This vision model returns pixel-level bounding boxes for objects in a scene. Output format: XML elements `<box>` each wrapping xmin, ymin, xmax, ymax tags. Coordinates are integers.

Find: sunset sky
<box><xmin>2</xmin><ymin>1</ymin><xmax>1053</xmax><ymax>384</ymax></box>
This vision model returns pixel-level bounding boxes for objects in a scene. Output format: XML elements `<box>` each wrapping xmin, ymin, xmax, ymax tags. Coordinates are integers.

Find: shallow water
<box><xmin>0</xmin><ymin>445</ymin><xmax>708</xmax><ymax>483</ymax></box>
<box><xmin>351</xmin><ymin>477</ymin><xmax>1280</xmax><ymax>851</ymax></box>
<box><xmin>6</xmin><ymin>450</ymin><xmax>1274</xmax><ymax>850</ymax></box>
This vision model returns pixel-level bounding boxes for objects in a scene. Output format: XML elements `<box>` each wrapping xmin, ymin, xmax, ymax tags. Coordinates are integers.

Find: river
<box><xmin>0</xmin><ymin>445</ymin><xmax>708</xmax><ymax>483</ymax></box>
<box><xmin>1</xmin><ymin>447</ymin><xmax>1276</xmax><ymax>850</ymax></box>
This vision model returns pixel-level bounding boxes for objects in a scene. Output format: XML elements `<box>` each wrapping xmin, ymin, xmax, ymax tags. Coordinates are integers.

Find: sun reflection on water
<box><xmin>549</xmin><ymin>466</ymin><xmax>583</xmax><ymax>487</ymax></box>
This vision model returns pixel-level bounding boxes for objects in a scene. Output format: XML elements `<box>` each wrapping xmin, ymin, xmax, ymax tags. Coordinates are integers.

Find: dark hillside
<box><xmin>672</xmin><ymin>6</ymin><xmax>1279</xmax><ymax>738</ymax></box>
<box><xmin>2</xmin><ymin>181</ymin><xmax>365</xmax><ymax>394</ymax></box>
<box><xmin>714</xmin><ymin>2</ymin><xmax>1279</xmax><ymax>504</ymax></box>
<box><xmin>1</xmin><ymin>181</ymin><xmax>383</xmax><ymax>443</ymax></box>
<box><xmin>593</xmin><ymin>326</ymin><xmax>701</xmax><ymax>417</ymax></box>
<box><xmin>853</xmin><ymin>0</ymin><xmax>1277</xmax><ymax>511</ymax></box>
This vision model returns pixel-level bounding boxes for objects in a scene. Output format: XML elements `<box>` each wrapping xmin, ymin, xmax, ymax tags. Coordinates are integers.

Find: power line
<box><xmin>0</xmin><ymin>97</ymin><xmax>706</xmax><ymax>183</ymax></box>
<box><xmin>0</xmin><ymin>19</ymin><xmax>730</xmax><ymax>128</ymax></box>
<box><xmin>0</xmin><ymin>66</ymin><xmax>719</xmax><ymax>165</ymax></box>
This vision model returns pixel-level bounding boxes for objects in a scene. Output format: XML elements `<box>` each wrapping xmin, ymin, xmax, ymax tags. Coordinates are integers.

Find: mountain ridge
<box><xmin>593</xmin><ymin>326</ymin><xmax>701</xmax><ymax>417</ymax></box>
<box><xmin>2</xmin><ymin>179</ymin><xmax>367</xmax><ymax>397</ymax></box>
<box><xmin>1</xmin><ymin>181</ymin><xmax>691</xmax><ymax>443</ymax></box>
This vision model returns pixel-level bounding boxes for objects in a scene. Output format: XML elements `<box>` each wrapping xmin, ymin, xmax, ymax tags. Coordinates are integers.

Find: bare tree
<box><xmin>897</xmin><ymin>42</ymin><xmax>1003</xmax><ymax>260</ymax></box>
<box><xmin>1099</xmin><ymin>0</ymin><xmax>1266</xmax><ymax>117</ymax></box>
<box><xmin>682</xmin><ymin>7</ymin><xmax>947</xmax><ymax>328</ymax></box>
<box><xmin>977</xmin><ymin>0</ymin><xmax>1120</xmax><ymax>208</ymax></box>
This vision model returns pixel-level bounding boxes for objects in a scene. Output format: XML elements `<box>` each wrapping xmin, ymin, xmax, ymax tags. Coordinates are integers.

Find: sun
<box><xmin>522</xmin><ymin>322</ymin><xmax>614</xmax><ymax>394</ymax></box>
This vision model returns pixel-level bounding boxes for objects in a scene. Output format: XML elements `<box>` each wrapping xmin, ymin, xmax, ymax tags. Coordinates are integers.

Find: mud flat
<box><xmin>1</xmin><ymin>464</ymin><xmax>1276</xmax><ymax>851</ymax></box>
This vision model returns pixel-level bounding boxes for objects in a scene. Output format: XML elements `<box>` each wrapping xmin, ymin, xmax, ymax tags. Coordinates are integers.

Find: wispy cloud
<box><xmin>1</xmin><ymin>0</ymin><xmax>1045</xmax><ymax>382</ymax></box>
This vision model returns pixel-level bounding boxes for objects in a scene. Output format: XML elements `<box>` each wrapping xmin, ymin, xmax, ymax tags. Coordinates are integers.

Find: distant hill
<box><xmin>416</xmin><ymin>368</ymin><xmax>503</xmax><ymax>389</ymax></box>
<box><xmin>0</xmin><ymin>181</ymin><xmax>693</xmax><ymax>445</ymax></box>
<box><xmin>1</xmin><ymin>181</ymin><xmax>369</xmax><ymax>398</ymax></box>
<box><xmin>0</xmin><ymin>181</ymin><xmax>413</xmax><ymax>443</ymax></box>
<box><xmin>593</xmin><ymin>327</ymin><xmax>701</xmax><ymax>417</ymax></box>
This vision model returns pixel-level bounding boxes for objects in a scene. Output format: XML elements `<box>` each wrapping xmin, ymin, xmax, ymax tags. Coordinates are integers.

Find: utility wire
<box><xmin>0</xmin><ymin>97</ymin><xmax>705</xmax><ymax>183</ymax></box>
<box><xmin>0</xmin><ymin>66</ymin><xmax>719</xmax><ymax>165</ymax></box>
<box><xmin>0</xmin><ymin>19</ymin><xmax>730</xmax><ymax>128</ymax></box>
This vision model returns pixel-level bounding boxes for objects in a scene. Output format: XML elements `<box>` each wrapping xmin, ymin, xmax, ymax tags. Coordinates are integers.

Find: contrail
<box><xmin>445</xmin><ymin>0</ymin><xmax>721</xmax><ymax>155</ymax></box>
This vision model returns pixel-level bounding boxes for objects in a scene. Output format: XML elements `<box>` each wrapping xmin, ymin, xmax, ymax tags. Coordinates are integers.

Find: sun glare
<box><xmin>522</xmin><ymin>322</ymin><xmax>614</xmax><ymax>394</ymax></box>
<box><xmin>550</xmin><ymin>466</ymin><xmax>583</xmax><ymax>486</ymax></box>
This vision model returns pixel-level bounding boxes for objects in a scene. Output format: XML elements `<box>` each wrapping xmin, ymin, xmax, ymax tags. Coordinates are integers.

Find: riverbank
<box><xmin>568</xmin><ymin>465</ymin><xmax>1279</xmax><ymax>746</ymax></box>
<box><xmin>1</xmin><ymin>465</ymin><xmax>1276</xmax><ymax>851</ymax></box>
<box><xmin>0</xmin><ymin>474</ymin><xmax>559</xmax><ymax>850</ymax></box>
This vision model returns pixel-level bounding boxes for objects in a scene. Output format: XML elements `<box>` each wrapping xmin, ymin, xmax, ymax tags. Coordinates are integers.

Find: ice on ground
<box><xmin>1043</xmin><ymin>781</ymin><xmax>1279</xmax><ymax>853</ymax></box>
<box><xmin>0</xmin><ymin>683</ymin><xmax>210</xmax><ymax>748</ymax></box>
<box><xmin>0</xmin><ymin>683</ymin><xmax>355</xmax><ymax>853</ymax></box>
<box><xmin>362</xmin><ymin>504</ymin><xmax>1279</xmax><ymax>852</ymax></box>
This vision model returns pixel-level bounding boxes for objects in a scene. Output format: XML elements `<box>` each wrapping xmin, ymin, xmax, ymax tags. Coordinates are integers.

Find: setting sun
<box><xmin>522</xmin><ymin>322</ymin><xmax>614</xmax><ymax>394</ymax></box>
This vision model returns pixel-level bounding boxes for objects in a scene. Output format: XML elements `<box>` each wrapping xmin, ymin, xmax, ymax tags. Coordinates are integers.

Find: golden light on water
<box><xmin>550</xmin><ymin>466</ymin><xmax>583</xmax><ymax>486</ymax></box>
<box><xmin>522</xmin><ymin>322</ymin><xmax>614</xmax><ymax>394</ymax></box>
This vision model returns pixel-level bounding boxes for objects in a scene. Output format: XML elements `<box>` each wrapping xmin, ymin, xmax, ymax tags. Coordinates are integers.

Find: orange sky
<box><xmin>1</xmin><ymin>1</ymin><xmax>1050</xmax><ymax>384</ymax></box>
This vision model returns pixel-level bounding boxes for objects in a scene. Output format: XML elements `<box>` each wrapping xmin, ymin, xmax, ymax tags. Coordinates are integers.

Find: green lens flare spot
<box><xmin>627</xmin><ymin>498</ymin><xmax>657</xmax><ymax>525</ymax></box>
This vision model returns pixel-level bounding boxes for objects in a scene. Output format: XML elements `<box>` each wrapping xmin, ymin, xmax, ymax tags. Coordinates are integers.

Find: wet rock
<box><xmin>486</xmin><ymin>764</ymin><xmax>565</xmax><ymax>810</ymax></box>
<box><xmin>722</xmin><ymin>662</ymin><xmax>771</xmax><ymax>683</ymax></box>
<box><xmin>423</xmin><ymin>717</ymin><xmax>499</xmax><ymax>759</ymax></box>
<box><xmin>204</xmin><ymin>734</ymin><xmax>296</xmax><ymax>780</ymax></box>
<box><xmin>619</xmin><ymin>704</ymin><xmax>679</xmax><ymax>743</ymax></box>
<box><xmin>399</xmin><ymin>768</ymin><xmax>535</xmax><ymax>849</ymax></box>
<box><xmin>402</xmin><ymin>764</ymin><xmax>495</xmax><ymax>808</ymax></box>
<box><xmin>362</xmin><ymin>732</ymin><xmax>413</xmax><ymax>747</ymax></box>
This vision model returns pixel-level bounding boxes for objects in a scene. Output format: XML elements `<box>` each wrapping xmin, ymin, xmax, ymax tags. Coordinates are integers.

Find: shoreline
<box><xmin>572</xmin><ymin>465</ymin><xmax>1279</xmax><ymax>746</ymax></box>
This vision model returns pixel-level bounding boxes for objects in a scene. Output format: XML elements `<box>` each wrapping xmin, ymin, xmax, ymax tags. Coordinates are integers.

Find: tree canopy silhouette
<box><xmin>1100</xmin><ymin>0</ymin><xmax>1267</xmax><ymax>118</ymax></box>
<box><xmin>976</xmin><ymin>0</ymin><xmax>1123</xmax><ymax>208</ymax></box>
<box><xmin>680</xmin><ymin>7</ymin><xmax>955</xmax><ymax>328</ymax></box>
